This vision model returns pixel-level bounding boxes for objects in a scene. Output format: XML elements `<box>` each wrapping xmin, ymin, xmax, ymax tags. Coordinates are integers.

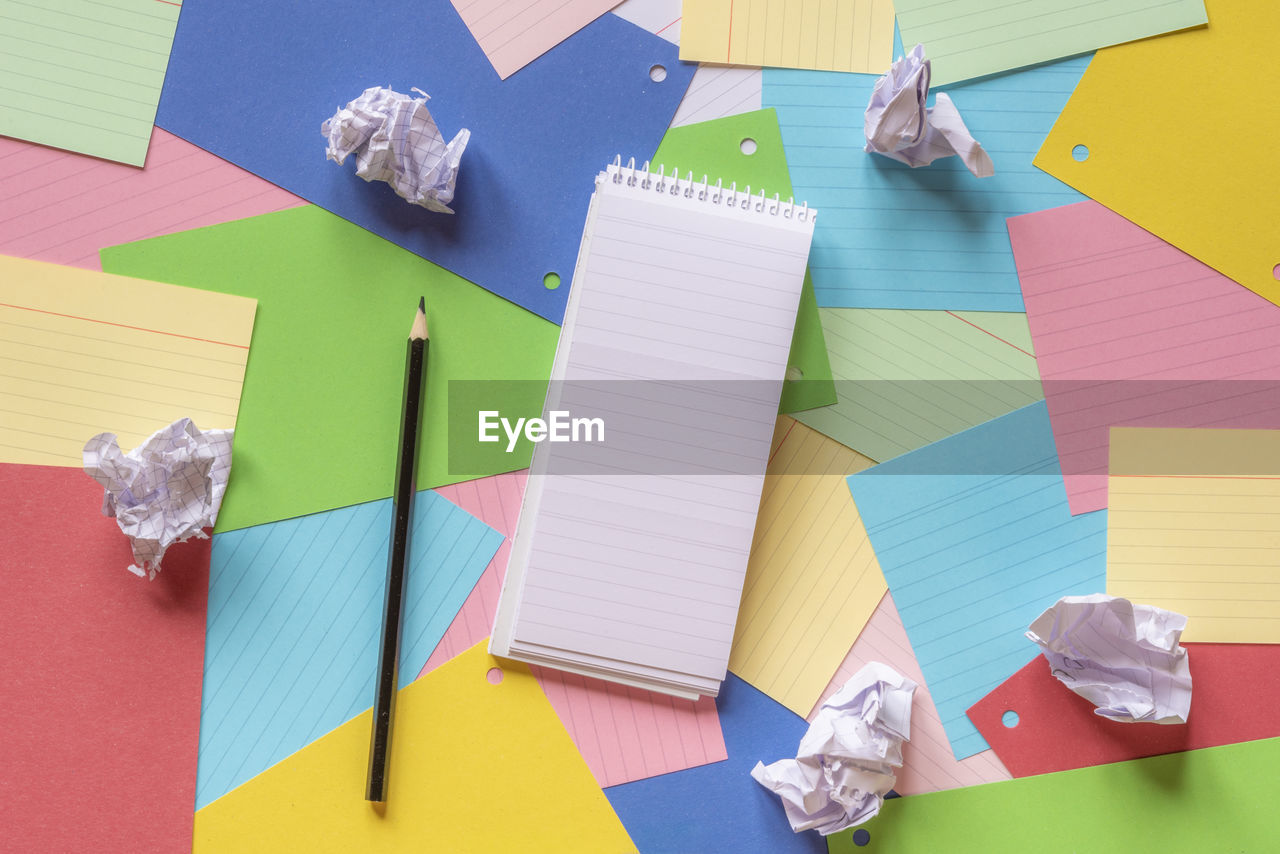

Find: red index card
<box><xmin>968</xmin><ymin>643</ymin><xmax>1280</xmax><ymax>778</ymax></box>
<box><xmin>0</xmin><ymin>464</ymin><xmax>209</xmax><ymax>852</ymax></box>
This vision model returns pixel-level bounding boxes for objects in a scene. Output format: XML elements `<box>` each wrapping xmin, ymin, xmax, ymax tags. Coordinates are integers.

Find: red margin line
<box><xmin>0</xmin><ymin>301</ymin><xmax>249</xmax><ymax>349</ymax></box>
<box><xmin>944</xmin><ymin>310</ymin><xmax>1036</xmax><ymax>359</ymax></box>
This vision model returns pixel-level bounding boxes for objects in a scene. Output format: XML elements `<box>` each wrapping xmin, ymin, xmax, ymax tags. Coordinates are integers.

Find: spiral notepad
<box><xmin>490</xmin><ymin>159</ymin><xmax>817</xmax><ymax>699</ymax></box>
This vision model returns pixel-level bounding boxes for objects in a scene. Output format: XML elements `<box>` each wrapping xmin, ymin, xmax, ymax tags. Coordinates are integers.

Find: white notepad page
<box><xmin>490</xmin><ymin>160</ymin><xmax>816</xmax><ymax>698</ymax></box>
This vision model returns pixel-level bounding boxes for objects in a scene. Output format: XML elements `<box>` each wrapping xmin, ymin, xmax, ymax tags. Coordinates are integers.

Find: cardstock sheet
<box><xmin>764</xmin><ymin>55</ymin><xmax>1088</xmax><ymax>311</ymax></box>
<box><xmin>1036</xmin><ymin>0</ymin><xmax>1280</xmax><ymax>312</ymax></box>
<box><xmin>829</xmin><ymin>737</ymin><xmax>1280</xmax><ymax>853</ymax></box>
<box><xmin>0</xmin><ymin>464</ymin><xmax>208</xmax><ymax>853</ymax></box>
<box><xmin>0</xmin><ymin>131</ymin><xmax>302</xmax><ymax>270</ymax></box>
<box><xmin>611</xmin><ymin>0</ymin><xmax>764</xmax><ymax>129</ymax></box>
<box><xmin>649</xmin><ymin>108</ymin><xmax>836</xmax><ymax>414</ymax></box>
<box><xmin>894</xmin><ymin>0</ymin><xmax>1205</xmax><ymax>85</ymax></box>
<box><xmin>680</xmin><ymin>0</ymin><xmax>895</xmax><ymax>73</ymax></box>
<box><xmin>846</xmin><ymin>401</ymin><xmax>1108</xmax><ymax>758</ymax></box>
<box><xmin>1008</xmin><ymin>201</ymin><xmax>1280</xmax><ymax>515</ymax></box>
<box><xmin>425</xmin><ymin>470</ymin><xmax>730</xmax><ymax>788</ymax></box>
<box><xmin>1107</xmin><ymin>427</ymin><xmax>1280</xmax><ymax>644</ymax></box>
<box><xmin>194</xmin><ymin>643</ymin><xmax>637</xmax><ymax>853</ymax></box>
<box><xmin>730</xmin><ymin>417</ymin><xmax>885</xmax><ymax>716</ymax></box>
<box><xmin>0</xmin><ymin>0</ymin><xmax>182</xmax><ymax>166</ymax></box>
<box><xmin>155</xmin><ymin>0</ymin><xmax>695</xmax><ymax>324</ymax></box>
<box><xmin>197</xmin><ymin>491</ymin><xmax>502</xmax><ymax>808</ymax></box>
<box><xmin>0</xmin><ymin>254</ymin><xmax>256</xmax><ymax>468</ymax></box>
<box><xmin>968</xmin><ymin>643</ymin><xmax>1280</xmax><ymax>779</ymax></box>
<box><xmin>605</xmin><ymin>673</ymin><xmax>827</xmax><ymax>854</ymax></box>
<box><xmin>99</xmin><ymin>205</ymin><xmax>560</xmax><ymax>533</ymax></box>
<box><xmin>450</xmin><ymin>0</ymin><xmax>620</xmax><ymax>79</ymax></box>
<box><xmin>795</xmin><ymin>308</ymin><xmax>1042</xmax><ymax>463</ymax></box>
<box><xmin>813</xmin><ymin>593</ymin><xmax>1012</xmax><ymax>795</ymax></box>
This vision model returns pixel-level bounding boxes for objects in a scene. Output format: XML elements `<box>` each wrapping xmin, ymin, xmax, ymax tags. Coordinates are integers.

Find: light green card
<box><xmin>650</xmin><ymin>108</ymin><xmax>837</xmax><ymax>415</ymax></box>
<box><xmin>100</xmin><ymin>205</ymin><xmax>559</xmax><ymax>532</ymax></box>
<box><xmin>795</xmin><ymin>308</ymin><xmax>1043</xmax><ymax>463</ymax></box>
<box><xmin>0</xmin><ymin>0</ymin><xmax>181</xmax><ymax>165</ymax></box>
<box><xmin>895</xmin><ymin>0</ymin><xmax>1206</xmax><ymax>85</ymax></box>
<box><xmin>829</xmin><ymin>736</ymin><xmax>1280</xmax><ymax>852</ymax></box>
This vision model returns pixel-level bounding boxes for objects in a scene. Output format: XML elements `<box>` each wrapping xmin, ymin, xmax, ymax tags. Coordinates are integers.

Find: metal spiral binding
<box><xmin>605</xmin><ymin>155</ymin><xmax>811</xmax><ymax>222</ymax></box>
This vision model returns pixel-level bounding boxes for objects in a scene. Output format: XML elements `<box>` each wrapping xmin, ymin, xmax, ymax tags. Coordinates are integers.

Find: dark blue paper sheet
<box><xmin>157</xmin><ymin>2</ymin><xmax>695</xmax><ymax>323</ymax></box>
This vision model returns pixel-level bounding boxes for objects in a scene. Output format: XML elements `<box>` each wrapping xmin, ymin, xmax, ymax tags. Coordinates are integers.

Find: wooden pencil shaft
<box><xmin>366</xmin><ymin>332</ymin><xmax>427</xmax><ymax>803</ymax></box>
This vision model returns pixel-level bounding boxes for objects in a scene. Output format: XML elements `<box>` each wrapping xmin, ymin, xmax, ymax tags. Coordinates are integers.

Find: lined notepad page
<box><xmin>0</xmin><ymin>131</ymin><xmax>303</xmax><ymax>270</ymax></box>
<box><xmin>0</xmin><ymin>255</ymin><xmax>255</xmax><ymax>466</ymax></box>
<box><xmin>425</xmin><ymin>469</ymin><xmax>729</xmax><ymax>788</ymax></box>
<box><xmin>1108</xmin><ymin>428</ymin><xmax>1280</xmax><ymax>644</ymax></box>
<box><xmin>763</xmin><ymin>56</ymin><xmax>1087</xmax><ymax>311</ymax></box>
<box><xmin>680</xmin><ymin>0</ymin><xmax>894</xmax><ymax>73</ymax></box>
<box><xmin>847</xmin><ymin>401</ymin><xmax>1107</xmax><ymax>758</ymax></box>
<box><xmin>796</xmin><ymin>308</ymin><xmax>1042</xmax><ymax>462</ymax></box>
<box><xmin>491</xmin><ymin>161</ymin><xmax>815</xmax><ymax>698</ymax></box>
<box><xmin>0</xmin><ymin>0</ymin><xmax>182</xmax><ymax>165</ymax></box>
<box><xmin>450</xmin><ymin>0</ymin><xmax>619</xmax><ymax>79</ymax></box>
<box><xmin>1009</xmin><ymin>201</ymin><xmax>1280</xmax><ymax>516</ymax></box>
<box><xmin>814</xmin><ymin>593</ymin><xmax>1012</xmax><ymax>794</ymax></box>
<box><xmin>729</xmin><ymin>417</ymin><xmax>885</xmax><ymax>716</ymax></box>
<box><xmin>198</xmin><ymin>492</ymin><xmax>501</xmax><ymax>807</ymax></box>
<box><xmin>894</xmin><ymin>0</ymin><xmax>1205</xmax><ymax>86</ymax></box>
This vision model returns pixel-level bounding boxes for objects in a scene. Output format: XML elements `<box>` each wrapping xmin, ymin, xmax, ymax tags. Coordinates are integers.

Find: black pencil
<box><xmin>366</xmin><ymin>297</ymin><xmax>429</xmax><ymax>803</ymax></box>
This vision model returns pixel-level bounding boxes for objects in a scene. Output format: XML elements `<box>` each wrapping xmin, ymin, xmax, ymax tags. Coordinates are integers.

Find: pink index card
<box><xmin>425</xmin><ymin>469</ymin><xmax>728</xmax><ymax>787</ymax></box>
<box><xmin>450</xmin><ymin>0</ymin><xmax>622</xmax><ymax>79</ymax></box>
<box><xmin>0</xmin><ymin>131</ymin><xmax>303</xmax><ymax>270</ymax></box>
<box><xmin>812</xmin><ymin>592</ymin><xmax>1012</xmax><ymax>794</ymax></box>
<box><xmin>1009</xmin><ymin>201</ymin><xmax>1280</xmax><ymax>515</ymax></box>
<box><xmin>425</xmin><ymin>469</ymin><xmax>528</xmax><ymax>668</ymax></box>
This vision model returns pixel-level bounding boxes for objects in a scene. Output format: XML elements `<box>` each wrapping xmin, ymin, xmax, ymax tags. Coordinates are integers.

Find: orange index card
<box><xmin>728</xmin><ymin>416</ymin><xmax>886</xmax><ymax>716</ymax></box>
<box><xmin>1036</xmin><ymin>0</ymin><xmax>1280</xmax><ymax>311</ymax></box>
<box><xmin>0</xmin><ymin>255</ymin><xmax>256</xmax><ymax>466</ymax></box>
<box><xmin>680</xmin><ymin>0</ymin><xmax>894</xmax><ymax>73</ymax></box>
<box><xmin>194</xmin><ymin>642</ymin><xmax>636</xmax><ymax>853</ymax></box>
<box><xmin>1108</xmin><ymin>427</ymin><xmax>1280</xmax><ymax>643</ymax></box>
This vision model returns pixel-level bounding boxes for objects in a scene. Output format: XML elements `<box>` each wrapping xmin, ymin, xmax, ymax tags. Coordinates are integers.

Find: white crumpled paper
<box><xmin>751</xmin><ymin>662</ymin><xmax>917</xmax><ymax>835</ymax></box>
<box><xmin>864</xmin><ymin>44</ymin><xmax>994</xmax><ymax>178</ymax></box>
<box><xmin>83</xmin><ymin>418</ymin><xmax>233</xmax><ymax>579</ymax></box>
<box><xmin>1027</xmin><ymin>593</ymin><xmax>1192</xmax><ymax>724</ymax></box>
<box><xmin>322</xmin><ymin>86</ymin><xmax>470</xmax><ymax>213</ymax></box>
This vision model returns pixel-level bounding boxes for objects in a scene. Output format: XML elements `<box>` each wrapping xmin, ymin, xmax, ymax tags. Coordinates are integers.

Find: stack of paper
<box><xmin>491</xmin><ymin>160</ymin><xmax>816</xmax><ymax>698</ymax></box>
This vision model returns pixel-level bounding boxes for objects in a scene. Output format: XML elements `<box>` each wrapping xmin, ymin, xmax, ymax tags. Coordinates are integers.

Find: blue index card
<box><xmin>846</xmin><ymin>401</ymin><xmax>1106</xmax><ymax>759</ymax></box>
<box><xmin>762</xmin><ymin>56</ymin><xmax>1089</xmax><ymax>312</ymax></box>
<box><xmin>155</xmin><ymin>0</ymin><xmax>694</xmax><ymax>325</ymax></box>
<box><xmin>605</xmin><ymin>674</ymin><xmax>826</xmax><ymax>854</ymax></box>
<box><xmin>196</xmin><ymin>490</ymin><xmax>502</xmax><ymax>808</ymax></box>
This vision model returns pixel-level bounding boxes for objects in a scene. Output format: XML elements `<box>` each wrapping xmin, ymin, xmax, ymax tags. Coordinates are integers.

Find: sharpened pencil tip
<box><xmin>410</xmin><ymin>297</ymin><xmax>428</xmax><ymax>340</ymax></box>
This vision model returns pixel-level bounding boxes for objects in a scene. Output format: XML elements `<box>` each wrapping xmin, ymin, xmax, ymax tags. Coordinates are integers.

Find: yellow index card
<box><xmin>680</xmin><ymin>0</ymin><xmax>894</xmax><ymax>73</ymax></box>
<box><xmin>1108</xmin><ymin>427</ymin><xmax>1280</xmax><ymax>644</ymax></box>
<box><xmin>1036</xmin><ymin>0</ymin><xmax>1280</xmax><ymax>311</ymax></box>
<box><xmin>729</xmin><ymin>417</ymin><xmax>886</xmax><ymax>716</ymax></box>
<box><xmin>0</xmin><ymin>255</ymin><xmax>256</xmax><ymax>466</ymax></box>
<box><xmin>193</xmin><ymin>642</ymin><xmax>637</xmax><ymax>853</ymax></box>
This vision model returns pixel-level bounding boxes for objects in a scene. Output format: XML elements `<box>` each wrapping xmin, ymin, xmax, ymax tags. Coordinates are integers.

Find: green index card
<box><xmin>0</xmin><ymin>0</ymin><xmax>182</xmax><ymax>166</ymax></box>
<box><xmin>650</xmin><ymin>108</ymin><xmax>836</xmax><ymax>415</ymax></box>
<box><xmin>797</xmin><ymin>308</ymin><xmax>1043</xmax><ymax>462</ymax></box>
<box><xmin>101</xmin><ymin>205</ymin><xmax>558</xmax><ymax>533</ymax></box>
<box><xmin>829</xmin><ymin>735</ymin><xmax>1280</xmax><ymax>852</ymax></box>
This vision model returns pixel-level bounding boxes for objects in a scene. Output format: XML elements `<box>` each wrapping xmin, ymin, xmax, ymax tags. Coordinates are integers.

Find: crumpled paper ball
<box><xmin>322</xmin><ymin>86</ymin><xmax>470</xmax><ymax>213</ymax></box>
<box><xmin>1027</xmin><ymin>593</ymin><xmax>1192</xmax><ymax>724</ymax></box>
<box><xmin>751</xmin><ymin>661</ymin><xmax>917</xmax><ymax>835</ymax></box>
<box><xmin>863</xmin><ymin>43</ymin><xmax>994</xmax><ymax>178</ymax></box>
<box><xmin>83</xmin><ymin>418</ymin><xmax>233</xmax><ymax>579</ymax></box>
